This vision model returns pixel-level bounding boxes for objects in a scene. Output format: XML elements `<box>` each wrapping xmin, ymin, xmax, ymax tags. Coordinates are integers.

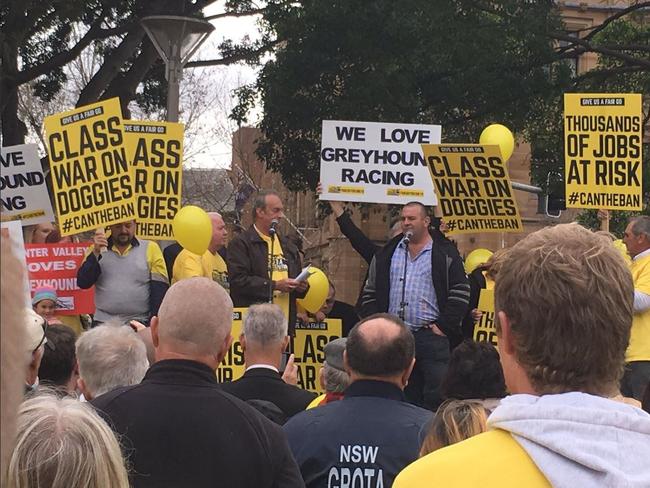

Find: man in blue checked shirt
<box><xmin>360</xmin><ymin>202</ymin><xmax>470</xmax><ymax>410</ymax></box>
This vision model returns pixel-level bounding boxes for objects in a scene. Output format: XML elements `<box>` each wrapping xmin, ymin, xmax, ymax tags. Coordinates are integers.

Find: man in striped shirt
<box><xmin>361</xmin><ymin>202</ymin><xmax>470</xmax><ymax>409</ymax></box>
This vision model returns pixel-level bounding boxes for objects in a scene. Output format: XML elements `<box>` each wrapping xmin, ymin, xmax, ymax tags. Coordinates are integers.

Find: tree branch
<box><xmin>100</xmin><ymin>38</ymin><xmax>160</xmax><ymax>118</ymax></box>
<box><xmin>581</xmin><ymin>1</ymin><xmax>650</xmax><ymax>42</ymax></box>
<box><xmin>185</xmin><ymin>39</ymin><xmax>281</xmax><ymax>68</ymax></box>
<box><xmin>551</xmin><ymin>31</ymin><xmax>650</xmax><ymax>69</ymax></box>
<box><xmin>570</xmin><ymin>65</ymin><xmax>644</xmax><ymax>87</ymax></box>
<box><xmin>15</xmin><ymin>12</ymin><xmax>108</xmax><ymax>85</ymax></box>
<box><xmin>601</xmin><ymin>43</ymin><xmax>650</xmax><ymax>52</ymax></box>
<box><xmin>76</xmin><ymin>26</ymin><xmax>146</xmax><ymax>106</ymax></box>
<box><xmin>205</xmin><ymin>7</ymin><xmax>267</xmax><ymax>20</ymax></box>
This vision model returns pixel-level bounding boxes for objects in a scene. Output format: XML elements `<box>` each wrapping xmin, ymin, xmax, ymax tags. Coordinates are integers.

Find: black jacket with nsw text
<box><xmin>91</xmin><ymin>359</ymin><xmax>304</xmax><ymax>488</ymax></box>
<box><xmin>283</xmin><ymin>380</ymin><xmax>432</xmax><ymax>488</ymax></box>
<box><xmin>360</xmin><ymin>233</ymin><xmax>470</xmax><ymax>343</ymax></box>
<box><xmin>227</xmin><ymin>225</ymin><xmax>306</xmax><ymax>334</ymax></box>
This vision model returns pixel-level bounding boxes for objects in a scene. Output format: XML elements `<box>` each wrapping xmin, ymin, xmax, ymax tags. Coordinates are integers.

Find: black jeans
<box><xmin>620</xmin><ymin>361</ymin><xmax>650</xmax><ymax>401</ymax></box>
<box><xmin>404</xmin><ymin>327</ymin><xmax>450</xmax><ymax>411</ymax></box>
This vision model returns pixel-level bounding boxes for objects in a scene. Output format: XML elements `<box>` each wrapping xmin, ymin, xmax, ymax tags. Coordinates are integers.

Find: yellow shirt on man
<box><xmin>627</xmin><ymin>252</ymin><xmax>650</xmax><ymax>362</ymax></box>
<box><xmin>256</xmin><ymin>228</ymin><xmax>290</xmax><ymax>320</ymax></box>
<box><xmin>172</xmin><ymin>249</ymin><xmax>229</xmax><ymax>290</ymax></box>
<box><xmin>394</xmin><ymin>429</ymin><xmax>549</xmax><ymax>488</ymax></box>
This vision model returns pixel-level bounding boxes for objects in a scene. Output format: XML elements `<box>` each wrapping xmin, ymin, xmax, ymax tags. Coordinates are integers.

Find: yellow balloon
<box><xmin>479</xmin><ymin>124</ymin><xmax>515</xmax><ymax>161</ymax></box>
<box><xmin>296</xmin><ymin>267</ymin><xmax>330</xmax><ymax>313</ymax></box>
<box><xmin>613</xmin><ymin>239</ymin><xmax>631</xmax><ymax>264</ymax></box>
<box><xmin>465</xmin><ymin>248</ymin><xmax>493</xmax><ymax>274</ymax></box>
<box><xmin>172</xmin><ymin>205</ymin><xmax>211</xmax><ymax>256</ymax></box>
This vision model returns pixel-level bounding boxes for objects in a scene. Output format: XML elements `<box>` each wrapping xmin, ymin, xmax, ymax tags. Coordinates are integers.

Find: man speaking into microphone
<box><xmin>228</xmin><ymin>190</ymin><xmax>308</xmax><ymax>335</ymax></box>
<box><xmin>360</xmin><ymin>202</ymin><xmax>469</xmax><ymax>409</ymax></box>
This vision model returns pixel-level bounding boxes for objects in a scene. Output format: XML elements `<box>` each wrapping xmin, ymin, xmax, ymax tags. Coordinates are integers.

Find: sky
<box><xmin>181</xmin><ymin>1</ymin><xmax>263</xmax><ymax>169</ymax></box>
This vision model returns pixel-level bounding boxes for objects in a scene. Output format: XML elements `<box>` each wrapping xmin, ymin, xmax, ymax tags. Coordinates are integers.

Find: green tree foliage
<box><xmin>236</xmin><ymin>0</ymin><xmax>649</xmax><ymax>199</ymax></box>
<box><xmin>237</xmin><ymin>0</ymin><xmax>565</xmax><ymax>190</ymax></box>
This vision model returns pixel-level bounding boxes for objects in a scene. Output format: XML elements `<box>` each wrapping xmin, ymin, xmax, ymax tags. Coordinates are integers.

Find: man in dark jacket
<box><xmin>92</xmin><ymin>278</ymin><xmax>304</xmax><ymax>488</ymax></box>
<box><xmin>360</xmin><ymin>202</ymin><xmax>470</xmax><ymax>409</ymax></box>
<box><xmin>228</xmin><ymin>190</ymin><xmax>307</xmax><ymax>335</ymax></box>
<box><xmin>283</xmin><ymin>314</ymin><xmax>432</xmax><ymax>488</ymax></box>
<box><xmin>221</xmin><ymin>303</ymin><xmax>316</xmax><ymax>422</ymax></box>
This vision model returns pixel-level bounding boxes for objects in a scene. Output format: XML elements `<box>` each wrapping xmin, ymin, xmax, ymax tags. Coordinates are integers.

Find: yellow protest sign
<box><xmin>217</xmin><ymin>311</ymin><xmax>342</xmax><ymax>395</ymax></box>
<box><xmin>564</xmin><ymin>93</ymin><xmax>642</xmax><ymax>210</ymax></box>
<box><xmin>216</xmin><ymin>308</ymin><xmax>247</xmax><ymax>383</ymax></box>
<box><xmin>124</xmin><ymin>121</ymin><xmax>184</xmax><ymax>239</ymax></box>
<box><xmin>473</xmin><ymin>288</ymin><xmax>497</xmax><ymax>347</ymax></box>
<box><xmin>291</xmin><ymin>319</ymin><xmax>343</xmax><ymax>394</ymax></box>
<box><xmin>44</xmin><ymin>98</ymin><xmax>135</xmax><ymax>236</ymax></box>
<box><xmin>422</xmin><ymin>144</ymin><xmax>523</xmax><ymax>234</ymax></box>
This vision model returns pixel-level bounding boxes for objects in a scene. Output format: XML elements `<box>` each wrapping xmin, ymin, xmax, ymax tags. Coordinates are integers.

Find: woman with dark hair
<box><xmin>441</xmin><ymin>340</ymin><xmax>507</xmax><ymax>413</ymax></box>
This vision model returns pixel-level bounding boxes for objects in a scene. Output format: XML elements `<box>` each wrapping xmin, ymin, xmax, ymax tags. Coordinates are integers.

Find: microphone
<box><xmin>403</xmin><ymin>231</ymin><xmax>413</xmax><ymax>245</ymax></box>
<box><xmin>269</xmin><ymin>219</ymin><xmax>279</xmax><ymax>236</ymax></box>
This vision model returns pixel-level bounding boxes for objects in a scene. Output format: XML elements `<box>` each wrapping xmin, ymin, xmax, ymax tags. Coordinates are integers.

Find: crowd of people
<box><xmin>1</xmin><ymin>190</ymin><xmax>650</xmax><ymax>487</ymax></box>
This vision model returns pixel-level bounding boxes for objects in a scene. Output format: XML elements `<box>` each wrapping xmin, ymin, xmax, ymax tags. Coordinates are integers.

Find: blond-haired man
<box><xmin>395</xmin><ymin>224</ymin><xmax>650</xmax><ymax>488</ymax></box>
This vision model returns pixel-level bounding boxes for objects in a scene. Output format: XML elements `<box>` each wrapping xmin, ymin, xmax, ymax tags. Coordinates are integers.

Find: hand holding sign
<box><xmin>92</xmin><ymin>229</ymin><xmax>108</xmax><ymax>256</ymax></box>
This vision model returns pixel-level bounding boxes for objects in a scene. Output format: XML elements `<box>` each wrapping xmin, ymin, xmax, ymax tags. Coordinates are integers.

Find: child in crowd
<box><xmin>32</xmin><ymin>287</ymin><xmax>84</xmax><ymax>335</ymax></box>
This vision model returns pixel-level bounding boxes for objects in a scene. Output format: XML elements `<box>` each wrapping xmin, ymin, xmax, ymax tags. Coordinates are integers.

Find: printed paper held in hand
<box><xmin>296</xmin><ymin>265</ymin><xmax>313</xmax><ymax>282</ymax></box>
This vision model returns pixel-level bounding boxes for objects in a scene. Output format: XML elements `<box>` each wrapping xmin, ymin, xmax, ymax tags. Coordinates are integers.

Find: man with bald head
<box><xmin>283</xmin><ymin>313</ymin><xmax>432</xmax><ymax>488</ymax></box>
<box><xmin>92</xmin><ymin>278</ymin><xmax>304</xmax><ymax>488</ymax></box>
<box><xmin>172</xmin><ymin>212</ymin><xmax>229</xmax><ymax>289</ymax></box>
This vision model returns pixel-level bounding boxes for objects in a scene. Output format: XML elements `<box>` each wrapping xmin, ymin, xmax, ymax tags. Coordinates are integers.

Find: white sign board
<box><xmin>319</xmin><ymin>120</ymin><xmax>441</xmax><ymax>205</ymax></box>
<box><xmin>1</xmin><ymin>144</ymin><xmax>55</xmax><ymax>226</ymax></box>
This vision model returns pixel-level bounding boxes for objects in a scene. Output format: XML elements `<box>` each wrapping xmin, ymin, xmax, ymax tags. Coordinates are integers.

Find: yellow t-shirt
<box><xmin>627</xmin><ymin>253</ymin><xmax>650</xmax><ymax>362</ymax></box>
<box><xmin>172</xmin><ymin>249</ymin><xmax>204</xmax><ymax>284</ymax></box>
<box><xmin>256</xmin><ymin>229</ymin><xmax>290</xmax><ymax>320</ymax></box>
<box><xmin>203</xmin><ymin>251</ymin><xmax>229</xmax><ymax>290</ymax></box>
<box><xmin>393</xmin><ymin>429</ymin><xmax>549</xmax><ymax>488</ymax></box>
<box><xmin>172</xmin><ymin>249</ymin><xmax>229</xmax><ymax>290</ymax></box>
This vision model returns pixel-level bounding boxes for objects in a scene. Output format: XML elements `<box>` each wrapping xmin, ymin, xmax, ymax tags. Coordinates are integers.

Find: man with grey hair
<box><xmin>222</xmin><ymin>303</ymin><xmax>317</xmax><ymax>421</ymax></box>
<box><xmin>172</xmin><ymin>212</ymin><xmax>229</xmax><ymax>289</ymax></box>
<box><xmin>622</xmin><ymin>215</ymin><xmax>650</xmax><ymax>400</ymax></box>
<box><xmin>228</xmin><ymin>190</ymin><xmax>307</xmax><ymax>335</ymax></box>
<box><xmin>306</xmin><ymin>338</ymin><xmax>351</xmax><ymax>409</ymax></box>
<box><xmin>76</xmin><ymin>322</ymin><xmax>149</xmax><ymax>401</ymax></box>
<box><xmin>92</xmin><ymin>278</ymin><xmax>303</xmax><ymax>488</ymax></box>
